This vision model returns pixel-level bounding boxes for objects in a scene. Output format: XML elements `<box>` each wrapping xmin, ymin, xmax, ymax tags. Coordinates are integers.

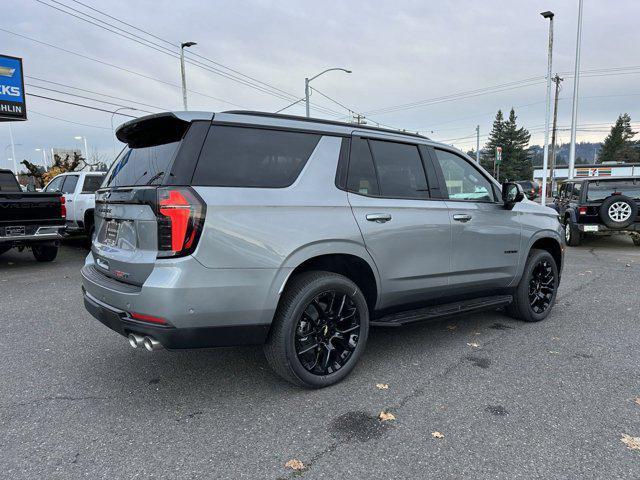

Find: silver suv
<box><xmin>82</xmin><ymin>111</ymin><xmax>564</xmax><ymax>388</ymax></box>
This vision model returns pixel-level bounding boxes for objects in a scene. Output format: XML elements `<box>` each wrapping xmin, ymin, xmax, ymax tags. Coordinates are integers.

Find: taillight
<box><xmin>156</xmin><ymin>187</ymin><xmax>205</xmax><ymax>258</ymax></box>
<box><xmin>579</xmin><ymin>206</ymin><xmax>587</xmax><ymax>215</ymax></box>
<box><xmin>60</xmin><ymin>196</ymin><xmax>66</xmax><ymax>219</ymax></box>
<box><xmin>130</xmin><ymin>312</ymin><xmax>168</xmax><ymax>325</ymax></box>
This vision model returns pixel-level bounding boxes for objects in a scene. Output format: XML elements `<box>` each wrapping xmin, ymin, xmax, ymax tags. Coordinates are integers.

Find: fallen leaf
<box><xmin>431</xmin><ymin>431</ymin><xmax>444</xmax><ymax>439</ymax></box>
<box><xmin>626</xmin><ymin>264</ymin><xmax>632</xmax><ymax>267</ymax></box>
<box><xmin>379</xmin><ymin>411</ymin><xmax>395</xmax><ymax>422</ymax></box>
<box><xmin>447</xmin><ymin>325</ymin><xmax>457</xmax><ymax>331</ymax></box>
<box><xmin>621</xmin><ymin>434</ymin><xmax>640</xmax><ymax>450</ymax></box>
<box><xmin>552</xmin><ymin>337</ymin><xmax>560</xmax><ymax>340</ymax></box>
<box><xmin>548</xmin><ymin>350</ymin><xmax>560</xmax><ymax>354</ymax></box>
<box><xmin>473</xmin><ymin>332</ymin><xmax>481</xmax><ymax>335</ymax></box>
<box><xmin>376</xmin><ymin>383</ymin><xmax>389</xmax><ymax>390</ymax></box>
<box><xmin>285</xmin><ymin>459</ymin><xmax>305</xmax><ymax>470</ymax></box>
<box><xmin>634</xmin><ymin>398</ymin><xmax>640</xmax><ymax>406</ymax></box>
<box><xmin>467</xmin><ymin>342</ymin><xmax>480</xmax><ymax>348</ymax></box>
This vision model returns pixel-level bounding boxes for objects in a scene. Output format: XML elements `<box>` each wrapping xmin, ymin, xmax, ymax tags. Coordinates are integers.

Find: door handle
<box><xmin>67</xmin><ymin>199</ymin><xmax>73</xmax><ymax>203</ymax></box>
<box><xmin>453</xmin><ymin>214</ymin><xmax>472</xmax><ymax>223</ymax></box>
<box><xmin>366</xmin><ymin>213</ymin><xmax>392</xmax><ymax>223</ymax></box>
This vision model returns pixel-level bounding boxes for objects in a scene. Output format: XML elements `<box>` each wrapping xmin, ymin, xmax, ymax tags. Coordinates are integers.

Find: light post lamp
<box><xmin>74</xmin><ymin>136</ymin><xmax>89</xmax><ymax>161</ymax></box>
<box><xmin>5</xmin><ymin>142</ymin><xmax>21</xmax><ymax>175</ymax></box>
<box><xmin>540</xmin><ymin>10</ymin><xmax>554</xmax><ymax>206</ymax></box>
<box><xmin>180</xmin><ymin>41</ymin><xmax>197</xmax><ymax>110</ymax></box>
<box><xmin>304</xmin><ymin>67</ymin><xmax>351</xmax><ymax>117</ymax></box>
<box><xmin>35</xmin><ymin>148</ymin><xmax>48</xmax><ymax>168</ymax></box>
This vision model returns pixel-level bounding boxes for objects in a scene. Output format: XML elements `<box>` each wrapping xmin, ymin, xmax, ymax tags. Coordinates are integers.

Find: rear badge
<box><xmin>113</xmin><ymin>270</ymin><xmax>130</xmax><ymax>280</ymax></box>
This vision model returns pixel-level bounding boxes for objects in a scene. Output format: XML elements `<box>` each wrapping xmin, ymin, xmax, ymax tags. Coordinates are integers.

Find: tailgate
<box><xmin>92</xmin><ymin>187</ymin><xmax>159</xmax><ymax>287</ymax></box>
<box><xmin>0</xmin><ymin>192</ymin><xmax>63</xmax><ymax>225</ymax></box>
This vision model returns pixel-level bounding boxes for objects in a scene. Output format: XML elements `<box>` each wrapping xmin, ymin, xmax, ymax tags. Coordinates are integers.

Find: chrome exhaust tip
<box><xmin>128</xmin><ymin>333</ymin><xmax>144</xmax><ymax>349</ymax></box>
<box><xmin>143</xmin><ymin>336</ymin><xmax>161</xmax><ymax>352</ymax></box>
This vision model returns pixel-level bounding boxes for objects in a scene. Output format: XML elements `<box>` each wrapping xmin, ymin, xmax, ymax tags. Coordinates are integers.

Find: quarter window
<box><xmin>193</xmin><ymin>126</ymin><xmax>321</xmax><ymax>188</ymax></box>
<box><xmin>434</xmin><ymin>149</ymin><xmax>494</xmax><ymax>202</ymax></box>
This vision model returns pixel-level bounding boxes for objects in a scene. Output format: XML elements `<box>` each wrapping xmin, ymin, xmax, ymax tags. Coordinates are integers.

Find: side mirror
<box><xmin>502</xmin><ymin>182</ymin><xmax>525</xmax><ymax>208</ymax></box>
<box><xmin>26</xmin><ymin>184</ymin><xmax>36</xmax><ymax>192</ymax></box>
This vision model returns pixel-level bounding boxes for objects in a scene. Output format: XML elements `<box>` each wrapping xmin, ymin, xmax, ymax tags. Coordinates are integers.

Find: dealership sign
<box><xmin>0</xmin><ymin>54</ymin><xmax>27</xmax><ymax>121</ymax></box>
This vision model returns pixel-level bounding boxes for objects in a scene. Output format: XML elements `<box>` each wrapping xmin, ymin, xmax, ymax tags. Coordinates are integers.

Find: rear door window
<box><xmin>368</xmin><ymin>140</ymin><xmax>429</xmax><ymax>199</ymax></box>
<box><xmin>104</xmin><ymin>141</ymin><xmax>180</xmax><ymax>188</ymax></box>
<box><xmin>82</xmin><ymin>175</ymin><xmax>105</xmax><ymax>193</ymax></box>
<box><xmin>61</xmin><ymin>175</ymin><xmax>79</xmax><ymax>194</ymax></box>
<box><xmin>193</xmin><ymin>126</ymin><xmax>321</xmax><ymax>187</ymax></box>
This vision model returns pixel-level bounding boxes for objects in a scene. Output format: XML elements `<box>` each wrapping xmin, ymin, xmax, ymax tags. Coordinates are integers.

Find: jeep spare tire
<box><xmin>599</xmin><ymin>195</ymin><xmax>637</xmax><ymax>229</ymax></box>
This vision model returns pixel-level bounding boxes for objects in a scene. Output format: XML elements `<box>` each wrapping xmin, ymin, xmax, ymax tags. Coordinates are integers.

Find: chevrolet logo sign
<box><xmin>0</xmin><ymin>67</ymin><xmax>15</xmax><ymax>78</ymax></box>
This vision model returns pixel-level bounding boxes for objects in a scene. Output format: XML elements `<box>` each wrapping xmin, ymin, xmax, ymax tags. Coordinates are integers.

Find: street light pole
<box><xmin>540</xmin><ymin>10</ymin><xmax>554</xmax><ymax>206</ymax></box>
<box><xmin>8</xmin><ymin>123</ymin><xmax>17</xmax><ymax>176</ymax></box>
<box><xmin>568</xmin><ymin>0</ymin><xmax>583</xmax><ymax>180</ymax></box>
<box><xmin>74</xmin><ymin>136</ymin><xmax>88</xmax><ymax>161</ymax></box>
<box><xmin>304</xmin><ymin>67</ymin><xmax>351</xmax><ymax>118</ymax></box>
<box><xmin>475</xmin><ymin>125</ymin><xmax>480</xmax><ymax>163</ymax></box>
<box><xmin>180</xmin><ymin>41</ymin><xmax>197</xmax><ymax>111</ymax></box>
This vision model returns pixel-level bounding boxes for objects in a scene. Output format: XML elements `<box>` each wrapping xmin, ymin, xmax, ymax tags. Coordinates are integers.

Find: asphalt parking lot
<box><xmin>1</xmin><ymin>237</ymin><xmax>640</xmax><ymax>479</ymax></box>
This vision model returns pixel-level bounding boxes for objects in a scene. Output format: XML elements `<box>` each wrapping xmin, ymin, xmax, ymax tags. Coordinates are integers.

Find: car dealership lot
<box><xmin>1</xmin><ymin>238</ymin><xmax>639</xmax><ymax>479</ymax></box>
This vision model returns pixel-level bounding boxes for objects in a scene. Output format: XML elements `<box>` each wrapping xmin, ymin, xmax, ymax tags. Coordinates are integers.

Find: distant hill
<box><xmin>529</xmin><ymin>142</ymin><xmax>603</xmax><ymax>168</ymax></box>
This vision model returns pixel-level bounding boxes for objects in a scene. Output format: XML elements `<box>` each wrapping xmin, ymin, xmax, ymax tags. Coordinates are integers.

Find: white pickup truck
<box><xmin>44</xmin><ymin>171</ymin><xmax>106</xmax><ymax>239</ymax></box>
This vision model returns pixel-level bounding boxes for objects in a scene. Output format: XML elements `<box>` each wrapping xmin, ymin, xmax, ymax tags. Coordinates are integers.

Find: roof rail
<box><xmin>222</xmin><ymin>110</ymin><xmax>428</xmax><ymax>140</ymax></box>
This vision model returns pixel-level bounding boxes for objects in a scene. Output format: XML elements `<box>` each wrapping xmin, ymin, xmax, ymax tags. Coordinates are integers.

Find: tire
<box><xmin>565</xmin><ymin>217</ymin><xmax>581</xmax><ymax>246</ymax></box>
<box><xmin>32</xmin><ymin>244</ymin><xmax>58</xmax><ymax>262</ymax></box>
<box><xmin>264</xmin><ymin>271</ymin><xmax>370</xmax><ymax>388</ymax></box>
<box><xmin>85</xmin><ymin>223</ymin><xmax>95</xmax><ymax>249</ymax></box>
<box><xmin>599</xmin><ymin>195</ymin><xmax>637</xmax><ymax>229</ymax></box>
<box><xmin>507</xmin><ymin>249</ymin><xmax>559</xmax><ymax>322</ymax></box>
<box><xmin>0</xmin><ymin>245</ymin><xmax>11</xmax><ymax>256</ymax></box>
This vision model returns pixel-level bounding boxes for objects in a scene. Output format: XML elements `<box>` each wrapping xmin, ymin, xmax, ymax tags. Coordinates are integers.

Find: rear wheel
<box><xmin>565</xmin><ymin>217</ymin><xmax>581</xmax><ymax>246</ymax></box>
<box><xmin>264</xmin><ymin>271</ymin><xmax>369</xmax><ymax>388</ymax></box>
<box><xmin>507</xmin><ymin>249</ymin><xmax>559</xmax><ymax>322</ymax></box>
<box><xmin>32</xmin><ymin>244</ymin><xmax>58</xmax><ymax>262</ymax></box>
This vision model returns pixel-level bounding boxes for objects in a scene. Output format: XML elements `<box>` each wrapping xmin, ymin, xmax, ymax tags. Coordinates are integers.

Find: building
<box><xmin>533</xmin><ymin>162</ymin><xmax>640</xmax><ymax>184</ymax></box>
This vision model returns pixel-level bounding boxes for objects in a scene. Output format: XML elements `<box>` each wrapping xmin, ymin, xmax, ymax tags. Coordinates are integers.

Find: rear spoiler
<box><xmin>116</xmin><ymin>112</ymin><xmax>214</xmax><ymax>148</ymax></box>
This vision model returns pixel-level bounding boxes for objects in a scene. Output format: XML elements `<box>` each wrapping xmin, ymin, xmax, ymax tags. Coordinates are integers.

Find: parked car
<box><xmin>516</xmin><ymin>180</ymin><xmax>540</xmax><ymax>200</ymax></box>
<box><xmin>82</xmin><ymin>111</ymin><xmax>564</xmax><ymax>388</ymax></box>
<box><xmin>0</xmin><ymin>169</ymin><xmax>65</xmax><ymax>261</ymax></box>
<box><xmin>553</xmin><ymin>176</ymin><xmax>640</xmax><ymax>246</ymax></box>
<box><xmin>44</xmin><ymin>171</ymin><xmax>106</xmax><ymax>241</ymax></box>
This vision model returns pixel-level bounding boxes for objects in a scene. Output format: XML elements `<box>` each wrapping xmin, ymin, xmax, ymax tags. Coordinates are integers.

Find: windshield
<box><xmin>586</xmin><ymin>180</ymin><xmax>640</xmax><ymax>201</ymax></box>
<box><xmin>103</xmin><ymin>141</ymin><xmax>180</xmax><ymax>188</ymax></box>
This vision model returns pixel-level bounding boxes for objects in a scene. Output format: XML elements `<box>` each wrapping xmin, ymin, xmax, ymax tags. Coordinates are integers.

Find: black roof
<box><xmin>222</xmin><ymin>110</ymin><xmax>429</xmax><ymax>140</ymax></box>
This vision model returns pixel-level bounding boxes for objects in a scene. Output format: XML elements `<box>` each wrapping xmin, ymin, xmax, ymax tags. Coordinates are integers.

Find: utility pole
<box><xmin>568</xmin><ymin>0</ymin><xmax>584</xmax><ymax>179</ymax></box>
<box><xmin>180</xmin><ymin>41</ymin><xmax>197</xmax><ymax>110</ymax></box>
<box><xmin>549</xmin><ymin>74</ymin><xmax>563</xmax><ymax>194</ymax></box>
<box><xmin>352</xmin><ymin>113</ymin><xmax>367</xmax><ymax>125</ymax></box>
<box><xmin>475</xmin><ymin>125</ymin><xmax>480</xmax><ymax>163</ymax></box>
<box><xmin>540</xmin><ymin>10</ymin><xmax>554</xmax><ymax>206</ymax></box>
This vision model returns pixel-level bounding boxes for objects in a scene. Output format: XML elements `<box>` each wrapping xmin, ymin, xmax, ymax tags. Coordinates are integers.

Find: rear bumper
<box><xmin>83</xmin><ymin>289</ymin><xmax>269</xmax><ymax>349</ymax></box>
<box><xmin>578</xmin><ymin>222</ymin><xmax>640</xmax><ymax>233</ymax></box>
<box><xmin>0</xmin><ymin>226</ymin><xmax>64</xmax><ymax>244</ymax></box>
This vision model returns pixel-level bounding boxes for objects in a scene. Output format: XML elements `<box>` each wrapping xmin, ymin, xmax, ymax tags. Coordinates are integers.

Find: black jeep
<box><xmin>553</xmin><ymin>177</ymin><xmax>640</xmax><ymax>246</ymax></box>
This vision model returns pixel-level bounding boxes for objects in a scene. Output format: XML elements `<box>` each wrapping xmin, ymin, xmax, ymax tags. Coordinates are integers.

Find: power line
<box><xmin>26</xmin><ymin>93</ymin><xmax>139</xmax><ymax>116</ymax></box>
<box><xmin>0</xmin><ymin>28</ymin><xmax>247</xmax><ymax>109</ymax></box>
<box><xmin>29</xmin><ymin>109</ymin><xmax>113</xmax><ymax>129</ymax></box>
<box><xmin>32</xmin><ymin>0</ymin><xmax>344</xmax><ymax>117</ymax></box>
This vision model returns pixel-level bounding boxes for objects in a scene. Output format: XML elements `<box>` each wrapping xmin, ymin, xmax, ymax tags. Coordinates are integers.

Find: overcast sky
<box><xmin>3</xmin><ymin>0</ymin><xmax>639</xmax><ymax>169</ymax></box>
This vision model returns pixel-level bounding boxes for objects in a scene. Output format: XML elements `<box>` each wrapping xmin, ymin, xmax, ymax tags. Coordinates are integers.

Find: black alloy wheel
<box><xmin>295</xmin><ymin>291</ymin><xmax>361</xmax><ymax>376</ymax></box>
<box><xmin>528</xmin><ymin>258</ymin><xmax>556</xmax><ymax>314</ymax></box>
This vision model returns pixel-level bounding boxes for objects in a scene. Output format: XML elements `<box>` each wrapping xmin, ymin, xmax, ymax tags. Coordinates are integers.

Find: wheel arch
<box><xmin>512</xmin><ymin>231</ymin><xmax>564</xmax><ymax>286</ymax></box>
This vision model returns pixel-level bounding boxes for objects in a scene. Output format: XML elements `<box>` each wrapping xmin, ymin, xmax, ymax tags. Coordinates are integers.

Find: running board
<box><xmin>370</xmin><ymin>295</ymin><xmax>513</xmax><ymax>327</ymax></box>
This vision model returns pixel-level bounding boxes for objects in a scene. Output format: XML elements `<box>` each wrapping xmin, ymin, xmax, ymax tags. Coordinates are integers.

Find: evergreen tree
<box><xmin>481</xmin><ymin>108</ymin><xmax>531</xmax><ymax>181</ymax></box>
<box><xmin>599</xmin><ymin>113</ymin><xmax>638</xmax><ymax>163</ymax></box>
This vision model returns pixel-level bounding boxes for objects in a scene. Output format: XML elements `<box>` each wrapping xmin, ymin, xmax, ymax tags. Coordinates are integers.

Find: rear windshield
<box><xmin>103</xmin><ymin>142</ymin><xmax>180</xmax><ymax>188</ymax></box>
<box><xmin>83</xmin><ymin>174</ymin><xmax>105</xmax><ymax>192</ymax></box>
<box><xmin>193</xmin><ymin>126</ymin><xmax>321</xmax><ymax>188</ymax></box>
<box><xmin>0</xmin><ymin>171</ymin><xmax>20</xmax><ymax>192</ymax></box>
<box><xmin>586</xmin><ymin>180</ymin><xmax>640</xmax><ymax>201</ymax></box>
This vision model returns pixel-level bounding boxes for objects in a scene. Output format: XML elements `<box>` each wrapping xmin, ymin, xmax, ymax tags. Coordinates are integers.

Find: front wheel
<box><xmin>264</xmin><ymin>271</ymin><xmax>369</xmax><ymax>388</ymax></box>
<box><xmin>507</xmin><ymin>249</ymin><xmax>559</xmax><ymax>322</ymax></box>
<box><xmin>32</xmin><ymin>244</ymin><xmax>58</xmax><ymax>262</ymax></box>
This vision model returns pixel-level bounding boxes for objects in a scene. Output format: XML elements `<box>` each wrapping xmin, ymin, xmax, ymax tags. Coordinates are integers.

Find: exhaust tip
<box><xmin>143</xmin><ymin>336</ymin><xmax>161</xmax><ymax>352</ymax></box>
<box><xmin>128</xmin><ymin>333</ymin><xmax>144</xmax><ymax>349</ymax></box>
